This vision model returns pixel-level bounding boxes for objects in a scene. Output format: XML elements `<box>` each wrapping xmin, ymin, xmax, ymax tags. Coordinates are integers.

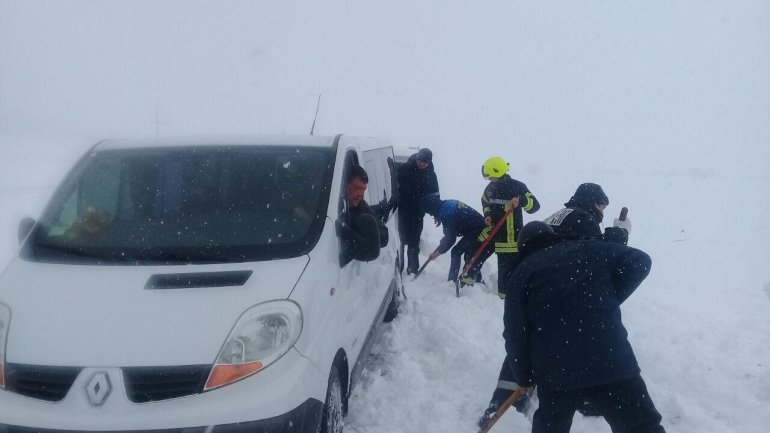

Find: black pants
<box><xmin>474</xmin><ymin>248</ymin><xmax>517</xmax><ymax>295</ymax></box>
<box><xmin>448</xmin><ymin>234</ymin><xmax>490</xmax><ymax>281</ymax></box>
<box><xmin>488</xmin><ymin>252</ymin><xmax>527</xmax><ymax>405</ymax></box>
<box><xmin>533</xmin><ymin>375</ymin><xmax>666</xmax><ymax>433</ymax></box>
<box><xmin>496</xmin><ymin>252</ymin><xmax>517</xmax><ymax>296</ymax></box>
<box><xmin>399</xmin><ymin>210</ymin><xmax>424</xmax><ymax>273</ymax></box>
<box><xmin>488</xmin><ymin>354</ymin><xmax>519</xmax><ymax>404</ymax></box>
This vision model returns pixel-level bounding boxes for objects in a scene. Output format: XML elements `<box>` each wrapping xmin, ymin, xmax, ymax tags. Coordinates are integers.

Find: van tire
<box><xmin>320</xmin><ymin>366</ymin><xmax>344</xmax><ymax>433</ymax></box>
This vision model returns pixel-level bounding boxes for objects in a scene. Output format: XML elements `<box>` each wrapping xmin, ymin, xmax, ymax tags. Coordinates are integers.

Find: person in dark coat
<box><xmin>476</xmin><ymin>156</ymin><xmax>541</xmax><ymax>427</ymax></box>
<box><xmin>502</xmin><ymin>221</ymin><xmax>665</xmax><ymax>433</ymax></box>
<box><xmin>543</xmin><ymin>182</ymin><xmax>630</xmax><ymax>245</ymax></box>
<box><xmin>396</xmin><ymin>148</ymin><xmax>439</xmax><ymax>274</ymax></box>
<box><xmin>542</xmin><ymin>182</ymin><xmax>633</xmax><ymax>418</ymax></box>
<box><xmin>337</xmin><ymin>165</ymin><xmax>388</xmax><ymax>266</ymax></box>
<box><xmin>421</xmin><ymin>195</ymin><xmax>490</xmax><ymax>283</ymax></box>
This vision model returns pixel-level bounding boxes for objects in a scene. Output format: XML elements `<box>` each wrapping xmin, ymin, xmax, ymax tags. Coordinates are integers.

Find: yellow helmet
<box><xmin>482</xmin><ymin>156</ymin><xmax>509</xmax><ymax>179</ymax></box>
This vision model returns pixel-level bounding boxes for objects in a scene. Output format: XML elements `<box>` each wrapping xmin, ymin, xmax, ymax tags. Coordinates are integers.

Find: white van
<box><xmin>0</xmin><ymin>134</ymin><xmax>402</xmax><ymax>433</ymax></box>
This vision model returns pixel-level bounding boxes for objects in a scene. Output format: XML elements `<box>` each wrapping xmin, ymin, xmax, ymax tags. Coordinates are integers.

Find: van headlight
<box><xmin>0</xmin><ymin>303</ymin><xmax>10</xmax><ymax>388</ymax></box>
<box><xmin>204</xmin><ymin>300</ymin><xmax>302</xmax><ymax>391</ymax></box>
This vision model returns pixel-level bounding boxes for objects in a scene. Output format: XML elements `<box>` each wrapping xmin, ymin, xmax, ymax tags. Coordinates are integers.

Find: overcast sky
<box><xmin>1</xmin><ymin>0</ymin><xmax>769</xmax><ymax>181</ymax></box>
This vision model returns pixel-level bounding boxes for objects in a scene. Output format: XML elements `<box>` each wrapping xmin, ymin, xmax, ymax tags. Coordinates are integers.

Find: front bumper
<box><xmin>0</xmin><ymin>349</ymin><xmax>326</xmax><ymax>432</ymax></box>
<box><xmin>0</xmin><ymin>398</ymin><xmax>323</xmax><ymax>433</ymax></box>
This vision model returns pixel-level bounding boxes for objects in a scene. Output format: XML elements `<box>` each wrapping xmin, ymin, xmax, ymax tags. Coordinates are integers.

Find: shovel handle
<box><xmin>411</xmin><ymin>254</ymin><xmax>435</xmax><ymax>281</ymax></box>
<box><xmin>462</xmin><ymin>205</ymin><xmax>515</xmax><ymax>276</ymax></box>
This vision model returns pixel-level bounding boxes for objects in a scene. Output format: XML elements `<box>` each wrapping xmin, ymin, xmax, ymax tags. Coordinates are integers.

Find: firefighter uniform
<box><xmin>479</xmin><ymin>173</ymin><xmax>540</xmax><ymax>297</ymax></box>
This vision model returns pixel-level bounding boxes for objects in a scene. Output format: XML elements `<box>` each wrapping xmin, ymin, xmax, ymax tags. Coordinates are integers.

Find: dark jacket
<box><xmin>338</xmin><ymin>200</ymin><xmax>389</xmax><ymax>266</ymax></box>
<box><xmin>349</xmin><ymin>200</ymin><xmax>389</xmax><ymax>248</ymax></box>
<box><xmin>543</xmin><ymin>206</ymin><xmax>628</xmax><ymax>245</ymax></box>
<box><xmin>434</xmin><ymin>200</ymin><xmax>486</xmax><ymax>254</ymax></box>
<box><xmin>503</xmin><ymin>237</ymin><xmax>651</xmax><ymax>390</ymax></box>
<box><xmin>481</xmin><ymin>174</ymin><xmax>539</xmax><ymax>253</ymax></box>
<box><xmin>396</xmin><ymin>155</ymin><xmax>439</xmax><ymax>215</ymax></box>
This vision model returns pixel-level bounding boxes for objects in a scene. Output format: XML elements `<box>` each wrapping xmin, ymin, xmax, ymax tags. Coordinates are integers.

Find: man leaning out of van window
<box><xmin>337</xmin><ymin>165</ymin><xmax>388</xmax><ymax>264</ymax></box>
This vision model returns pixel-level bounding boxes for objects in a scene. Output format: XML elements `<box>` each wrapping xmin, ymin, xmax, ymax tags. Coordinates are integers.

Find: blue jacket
<box><xmin>435</xmin><ymin>200</ymin><xmax>486</xmax><ymax>254</ymax></box>
<box><xmin>504</xmin><ymin>237</ymin><xmax>651</xmax><ymax>390</ymax></box>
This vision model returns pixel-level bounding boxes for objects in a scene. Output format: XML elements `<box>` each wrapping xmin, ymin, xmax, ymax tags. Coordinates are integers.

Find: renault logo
<box><xmin>85</xmin><ymin>372</ymin><xmax>112</xmax><ymax>406</ymax></box>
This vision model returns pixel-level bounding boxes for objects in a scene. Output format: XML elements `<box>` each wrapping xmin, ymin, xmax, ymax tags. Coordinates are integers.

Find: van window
<box><xmin>24</xmin><ymin>146</ymin><xmax>335</xmax><ymax>264</ymax></box>
<box><xmin>361</xmin><ymin>147</ymin><xmax>395</xmax><ymax>206</ymax></box>
<box><xmin>338</xmin><ymin>150</ymin><xmax>360</xmax><ymax>217</ymax></box>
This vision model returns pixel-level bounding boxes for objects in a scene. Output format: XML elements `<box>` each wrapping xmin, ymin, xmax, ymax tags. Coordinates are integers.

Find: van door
<box><xmin>334</xmin><ymin>149</ymin><xmax>383</xmax><ymax>364</ymax></box>
<box><xmin>360</xmin><ymin>146</ymin><xmax>397</xmax><ymax>296</ymax></box>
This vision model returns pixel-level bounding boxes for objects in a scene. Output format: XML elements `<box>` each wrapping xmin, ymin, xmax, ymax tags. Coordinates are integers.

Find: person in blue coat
<box><xmin>421</xmin><ymin>195</ymin><xmax>490</xmax><ymax>284</ymax></box>
<box><xmin>502</xmin><ymin>221</ymin><xmax>665</xmax><ymax>433</ymax></box>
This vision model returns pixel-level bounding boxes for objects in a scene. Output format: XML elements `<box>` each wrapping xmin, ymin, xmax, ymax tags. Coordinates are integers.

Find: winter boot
<box><xmin>477</xmin><ymin>388</ymin><xmax>532</xmax><ymax>428</ymax></box>
<box><xmin>406</xmin><ymin>250</ymin><xmax>419</xmax><ymax>275</ymax></box>
<box><xmin>475</xmin><ymin>273</ymin><xmax>486</xmax><ymax>286</ymax></box>
<box><xmin>459</xmin><ymin>274</ymin><xmax>476</xmax><ymax>287</ymax></box>
<box><xmin>477</xmin><ymin>399</ymin><xmax>501</xmax><ymax>428</ymax></box>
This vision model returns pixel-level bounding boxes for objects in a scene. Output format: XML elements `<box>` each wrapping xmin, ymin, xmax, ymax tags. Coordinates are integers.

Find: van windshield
<box><xmin>23</xmin><ymin>145</ymin><xmax>335</xmax><ymax>264</ymax></box>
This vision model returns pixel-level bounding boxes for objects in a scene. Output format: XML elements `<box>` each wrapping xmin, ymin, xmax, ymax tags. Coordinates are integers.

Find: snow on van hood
<box><xmin>0</xmin><ymin>256</ymin><xmax>309</xmax><ymax>367</ymax></box>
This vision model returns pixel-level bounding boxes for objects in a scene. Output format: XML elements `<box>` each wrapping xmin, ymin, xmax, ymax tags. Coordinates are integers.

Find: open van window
<box><xmin>23</xmin><ymin>145</ymin><xmax>335</xmax><ymax>264</ymax></box>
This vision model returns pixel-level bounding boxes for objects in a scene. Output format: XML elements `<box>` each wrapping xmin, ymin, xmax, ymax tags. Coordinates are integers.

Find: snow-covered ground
<box><xmin>1</xmin><ymin>1</ymin><xmax>769</xmax><ymax>432</ymax></box>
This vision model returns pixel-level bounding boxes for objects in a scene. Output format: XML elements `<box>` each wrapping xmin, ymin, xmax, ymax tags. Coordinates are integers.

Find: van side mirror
<box><xmin>337</xmin><ymin>214</ymin><xmax>382</xmax><ymax>267</ymax></box>
<box><xmin>18</xmin><ymin>217</ymin><xmax>36</xmax><ymax>245</ymax></box>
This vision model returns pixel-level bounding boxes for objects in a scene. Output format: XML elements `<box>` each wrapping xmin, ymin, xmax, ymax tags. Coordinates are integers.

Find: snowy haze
<box><xmin>1</xmin><ymin>1</ymin><xmax>769</xmax><ymax>432</ymax></box>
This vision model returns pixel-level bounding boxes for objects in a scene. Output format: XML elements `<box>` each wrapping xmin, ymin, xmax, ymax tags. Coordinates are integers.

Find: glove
<box><xmin>388</xmin><ymin>195</ymin><xmax>398</xmax><ymax>212</ymax></box>
<box><xmin>613</xmin><ymin>217</ymin><xmax>632</xmax><ymax>234</ymax></box>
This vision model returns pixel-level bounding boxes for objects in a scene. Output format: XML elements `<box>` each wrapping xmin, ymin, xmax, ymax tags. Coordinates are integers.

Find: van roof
<box><xmin>94</xmin><ymin>134</ymin><xmax>337</xmax><ymax>151</ymax></box>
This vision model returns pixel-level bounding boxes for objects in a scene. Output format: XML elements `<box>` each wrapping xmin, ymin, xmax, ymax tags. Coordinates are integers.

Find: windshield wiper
<box><xmin>32</xmin><ymin>243</ymin><xmax>119</xmax><ymax>262</ymax></box>
<box><xmin>134</xmin><ymin>250</ymin><xmax>247</xmax><ymax>264</ymax></box>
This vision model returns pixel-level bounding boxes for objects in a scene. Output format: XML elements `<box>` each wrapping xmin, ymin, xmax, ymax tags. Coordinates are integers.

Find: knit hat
<box><xmin>564</xmin><ymin>183</ymin><xmax>609</xmax><ymax>209</ymax></box>
<box><xmin>517</xmin><ymin>221</ymin><xmax>555</xmax><ymax>252</ymax></box>
<box><xmin>416</xmin><ymin>148</ymin><xmax>433</xmax><ymax>163</ymax></box>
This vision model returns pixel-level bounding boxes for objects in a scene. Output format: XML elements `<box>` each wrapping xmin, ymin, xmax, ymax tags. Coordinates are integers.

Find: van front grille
<box><xmin>122</xmin><ymin>365</ymin><xmax>211</xmax><ymax>403</ymax></box>
<box><xmin>4</xmin><ymin>363</ymin><xmax>82</xmax><ymax>402</ymax></box>
<box><xmin>3</xmin><ymin>363</ymin><xmax>211</xmax><ymax>403</ymax></box>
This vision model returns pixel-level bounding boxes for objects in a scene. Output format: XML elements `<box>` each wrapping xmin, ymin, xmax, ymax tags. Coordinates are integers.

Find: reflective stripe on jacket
<box><xmin>481</xmin><ymin>175</ymin><xmax>540</xmax><ymax>253</ymax></box>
